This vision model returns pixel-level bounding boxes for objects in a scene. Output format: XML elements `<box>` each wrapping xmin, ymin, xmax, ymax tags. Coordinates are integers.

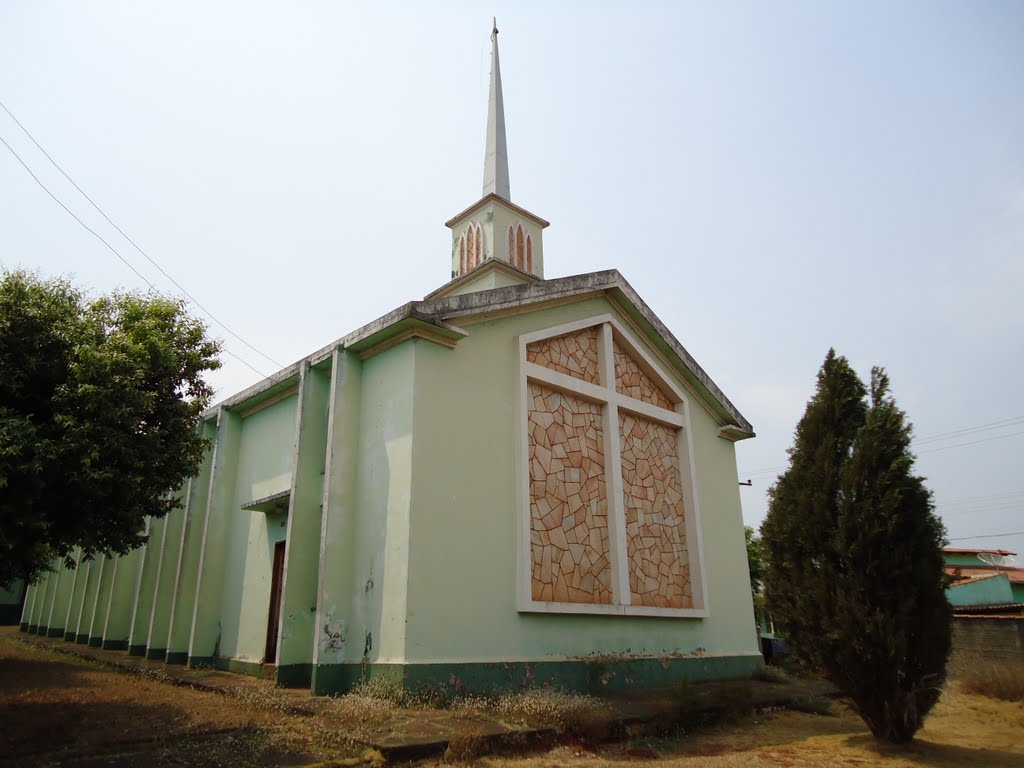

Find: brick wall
<box><xmin>948</xmin><ymin>617</ymin><xmax>1024</xmax><ymax>675</ymax></box>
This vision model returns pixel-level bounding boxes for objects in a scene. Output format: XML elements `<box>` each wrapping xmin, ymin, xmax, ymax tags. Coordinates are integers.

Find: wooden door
<box><xmin>265</xmin><ymin>540</ymin><xmax>286</xmax><ymax>664</ymax></box>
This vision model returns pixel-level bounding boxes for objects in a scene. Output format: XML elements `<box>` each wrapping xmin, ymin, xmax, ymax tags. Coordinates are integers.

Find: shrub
<box><xmin>762</xmin><ymin>351</ymin><xmax>951</xmax><ymax>743</ymax></box>
<box><xmin>789</xmin><ymin>694</ymin><xmax>833</xmax><ymax>716</ymax></box>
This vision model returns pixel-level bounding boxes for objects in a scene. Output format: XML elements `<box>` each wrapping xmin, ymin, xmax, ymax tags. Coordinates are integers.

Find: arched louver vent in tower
<box><xmin>463</xmin><ymin>222</ymin><xmax>484</xmax><ymax>272</ymax></box>
<box><xmin>507</xmin><ymin>223</ymin><xmax>533</xmax><ymax>272</ymax></box>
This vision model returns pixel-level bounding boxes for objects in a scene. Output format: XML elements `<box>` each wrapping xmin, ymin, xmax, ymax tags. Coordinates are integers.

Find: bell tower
<box><xmin>446</xmin><ymin>20</ymin><xmax>549</xmax><ymax>280</ymax></box>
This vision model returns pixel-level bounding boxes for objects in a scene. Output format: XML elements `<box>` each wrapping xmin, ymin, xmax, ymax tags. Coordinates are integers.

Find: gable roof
<box><xmin>946</xmin><ymin>566</ymin><xmax>1024</xmax><ymax>586</ymax></box>
<box><xmin>943</xmin><ymin>548</ymin><xmax>1018</xmax><ymax>557</ymax></box>
<box><xmin>207</xmin><ymin>269</ymin><xmax>755</xmax><ymax>439</ymax></box>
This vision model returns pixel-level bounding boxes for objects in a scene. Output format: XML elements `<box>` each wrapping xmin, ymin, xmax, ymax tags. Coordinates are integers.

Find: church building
<box><xmin>21</xmin><ymin>24</ymin><xmax>760</xmax><ymax>695</ymax></box>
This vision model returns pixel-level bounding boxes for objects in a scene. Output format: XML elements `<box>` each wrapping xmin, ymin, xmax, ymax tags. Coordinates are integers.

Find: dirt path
<box><xmin>0</xmin><ymin>632</ymin><xmax>362</xmax><ymax>767</ymax></box>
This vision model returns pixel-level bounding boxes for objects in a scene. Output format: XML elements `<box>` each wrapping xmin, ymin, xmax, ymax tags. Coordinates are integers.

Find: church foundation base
<box><xmin>311</xmin><ymin>654</ymin><xmax>762</xmax><ymax>697</ymax></box>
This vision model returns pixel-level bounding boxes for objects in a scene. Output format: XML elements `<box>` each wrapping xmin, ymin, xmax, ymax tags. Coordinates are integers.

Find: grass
<box><xmin>954</xmin><ymin>660</ymin><xmax>1024</xmax><ymax>702</ymax></box>
<box><xmin>787</xmin><ymin>693</ymin><xmax>833</xmax><ymax>716</ymax></box>
<box><xmin>5</xmin><ymin>629</ymin><xmax>1023</xmax><ymax>767</ymax></box>
<box><xmin>481</xmin><ymin>681</ymin><xmax>1024</xmax><ymax>767</ymax></box>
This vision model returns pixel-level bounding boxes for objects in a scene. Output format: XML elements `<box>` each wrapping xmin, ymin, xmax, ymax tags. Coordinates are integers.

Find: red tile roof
<box><xmin>945</xmin><ymin>565</ymin><xmax>1024</xmax><ymax>586</ymax></box>
<box><xmin>943</xmin><ymin>547</ymin><xmax>1017</xmax><ymax>556</ymax></box>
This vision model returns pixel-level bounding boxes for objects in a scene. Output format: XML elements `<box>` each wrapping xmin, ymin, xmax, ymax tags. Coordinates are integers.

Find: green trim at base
<box><xmin>64</xmin><ymin>632</ymin><xmax>76</xmax><ymax>642</ymax></box>
<box><xmin>276</xmin><ymin>663</ymin><xmax>312</xmax><ymax>688</ymax></box>
<box><xmin>165</xmin><ymin>651</ymin><xmax>187</xmax><ymax>665</ymax></box>
<box><xmin>46</xmin><ymin>627</ymin><xmax>64</xmax><ymax>638</ymax></box>
<box><xmin>187</xmin><ymin>655</ymin><xmax>287</xmax><ymax>681</ymax></box>
<box><xmin>75</xmin><ymin>633</ymin><xmax>89</xmax><ymax>644</ymax></box>
<box><xmin>129</xmin><ymin>645</ymin><xmax>147</xmax><ymax>656</ymax></box>
<box><xmin>87</xmin><ymin>637</ymin><xmax>103</xmax><ymax>648</ymax></box>
<box><xmin>102</xmin><ymin>639</ymin><xmax>128</xmax><ymax>651</ymax></box>
<box><xmin>26</xmin><ymin>624</ymin><xmax>38</xmax><ymax>633</ymax></box>
<box><xmin>20</xmin><ymin>622</ymin><xmax>29</xmax><ymax>632</ymax></box>
<box><xmin>311</xmin><ymin>654</ymin><xmax>763</xmax><ymax>697</ymax></box>
<box><xmin>35</xmin><ymin>625</ymin><xmax>48</xmax><ymax>636</ymax></box>
<box><xmin>146</xmin><ymin>648</ymin><xmax>168</xmax><ymax>661</ymax></box>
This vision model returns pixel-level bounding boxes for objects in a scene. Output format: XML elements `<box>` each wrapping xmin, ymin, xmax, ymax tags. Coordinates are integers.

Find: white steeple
<box><xmin>482</xmin><ymin>18</ymin><xmax>510</xmax><ymax>200</ymax></box>
<box><xmin>445</xmin><ymin>20</ymin><xmax>548</xmax><ymax>285</ymax></box>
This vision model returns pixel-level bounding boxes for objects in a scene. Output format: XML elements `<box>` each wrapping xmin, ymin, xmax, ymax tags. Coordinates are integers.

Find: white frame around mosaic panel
<box><xmin>516</xmin><ymin>314</ymin><xmax>709</xmax><ymax>618</ymax></box>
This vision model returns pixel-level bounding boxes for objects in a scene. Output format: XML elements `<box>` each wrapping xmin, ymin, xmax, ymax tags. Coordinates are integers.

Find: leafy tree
<box><xmin>744</xmin><ymin>525</ymin><xmax>765</xmax><ymax>625</ymax></box>
<box><xmin>762</xmin><ymin>349</ymin><xmax>950</xmax><ymax>744</ymax></box>
<box><xmin>0</xmin><ymin>271</ymin><xmax>220</xmax><ymax>587</ymax></box>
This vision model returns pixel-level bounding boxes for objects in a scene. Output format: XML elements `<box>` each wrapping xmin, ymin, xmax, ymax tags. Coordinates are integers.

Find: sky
<box><xmin>2</xmin><ymin>1</ymin><xmax>1022</xmax><ymax>557</ymax></box>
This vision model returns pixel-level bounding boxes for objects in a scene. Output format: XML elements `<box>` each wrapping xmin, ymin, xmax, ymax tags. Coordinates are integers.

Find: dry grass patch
<box><xmin>954</xmin><ymin>660</ymin><xmax>1024</xmax><ymax>702</ymax></box>
<box><xmin>479</xmin><ymin>681</ymin><xmax>1024</xmax><ymax>768</ymax></box>
<box><xmin>452</xmin><ymin>688</ymin><xmax>612</xmax><ymax>734</ymax></box>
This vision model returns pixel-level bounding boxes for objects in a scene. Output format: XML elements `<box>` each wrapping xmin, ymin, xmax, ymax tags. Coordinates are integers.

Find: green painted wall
<box><xmin>189</xmin><ymin>409</ymin><xmax>242</xmax><ymax>663</ymax></box>
<box><xmin>72</xmin><ymin>560</ymin><xmax>98</xmax><ymax>640</ymax></box>
<box><xmin>404</xmin><ymin>298</ymin><xmax>759</xmax><ymax>669</ymax></box>
<box><xmin>944</xmin><ymin>553</ymin><xmax>990</xmax><ymax>566</ymax></box>
<box><xmin>362</xmin><ymin>344</ymin><xmax>416</xmax><ymax>665</ymax></box>
<box><xmin>214</xmin><ymin>393</ymin><xmax>297</xmax><ymax>665</ymax></box>
<box><xmin>88</xmin><ymin>557</ymin><xmax>116</xmax><ymax>644</ymax></box>
<box><xmin>45</xmin><ymin>557</ymin><xmax>75</xmax><ymax>636</ymax></box>
<box><xmin>129</xmin><ymin>517</ymin><xmax>164</xmax><ymax>652</ymax></box>
<box><xmin>62</xmin><ymin>550</ymin><xmax>88</xmax><ymax>639</ymax></box>
<box><xmin>1012</xmin><ymin>583</ymin><xmax>1024</xmax><ymax>603</ymax></box>
<box><xmin>312</xmin><ymin>350</ymin><xmax>363</xmax><ymax>690</ymax></box>
<box><xmin>947</xmin><ymin>575</ymin><xmax>1014</xmax><ymax>607</ymax></box>
<box><xmin>277</xmin><ymin>363</ymin><xmax>331</xmax><ymax>679</ymax></box>
<box><xmin>309</xmin><ymin>342</ymin><xmax>418</xmax><ymax>692</ymax></box>
<box><xmin>102</xmin><ymin>550</ymin><xmax>142</xmax><ymax>648</ymax></box>
<box><xmin>36</xmin><ymin>562</ymin><xmax>59</xmax><ymax>632</ymax></box>
<box><xmin>167</xmin><ymin>419</ymin><xmax>216</xmax><ymax>661</ymax></box>
<box><xmin>147</xmin><ymin>502</ymin><xmax>184</xmax><ymax>654</ymax></box>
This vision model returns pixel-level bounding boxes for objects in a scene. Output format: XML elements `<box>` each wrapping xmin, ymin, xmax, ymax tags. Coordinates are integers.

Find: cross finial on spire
<box><xmin>482</xmin><ymin>18</ymin><xmax>510</xmax><ymax>200</ymax></box>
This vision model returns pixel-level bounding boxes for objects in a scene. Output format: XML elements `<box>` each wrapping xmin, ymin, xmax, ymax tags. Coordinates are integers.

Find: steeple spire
<box><xmin>482</xmin><ymin>18</ymin><xmax>510</xmax><ymax>200</ymax></box>
<box><xmin>445</xmin><ymin>20</ymin><xmax>548</xmax><ymax>283</ymax></box>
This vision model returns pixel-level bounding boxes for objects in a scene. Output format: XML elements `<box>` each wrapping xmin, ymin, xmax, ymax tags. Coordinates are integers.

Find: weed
<box><xmin>444</xmin><ymin>733</ymin><xmax>488</xmax><ymax>763</ymax></box>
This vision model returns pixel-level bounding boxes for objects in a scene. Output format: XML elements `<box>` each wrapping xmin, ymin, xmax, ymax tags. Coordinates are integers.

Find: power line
<box><xmin>0</xmin><ymin>99</ymin><xmax>283</xmax><ymax>369</ymax></box>
<box><xmin>916</xmin><ymin>430</ymin><xmax>1024</xmax><ymax>455</ymax></box>
<box><xmin>1</xmin><ymin>134</ymin><xmax>158</xmax><ymax>287</ymax></box>
<box><xmin>740</xmin><ymin>417</ymin><xmax>1024</xmax><ymax>477</ymax></box>
<box><xmin>914</xmin><ymin>415</ymin><xmax>1024</xmax><ymax>446</ymax></box>
<box><xmin>0</xmin><ymin>133</ymin><xmax>268</xmax><ymax>379</ymax></box>
<box><xmin>949</xmin><ymin>531</ymin><xmax>1024</xmax><ymax>542</ymax></box>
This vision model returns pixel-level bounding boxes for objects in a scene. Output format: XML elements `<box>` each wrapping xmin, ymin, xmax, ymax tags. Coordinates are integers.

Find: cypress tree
<box><xmin>762</xmin><ymin>351</ymin><xmax>951</xmax><ymax>743</ymax></box>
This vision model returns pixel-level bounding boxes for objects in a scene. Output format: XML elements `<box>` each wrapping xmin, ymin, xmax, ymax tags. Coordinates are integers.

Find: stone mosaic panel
<box><xmin>527</xmin><ymin>327</ymin><xmax>601</xmax><ymax>385</ymax></box>
<box><xmin>528</xmin><ymin>382</ymin><xmax>612</xmax><ymax>604</ymax></box>
<box><xmin>619</xmin><ymin>412</ymin><xmax>692</xmax><ymax>609</ymax></box>
<box><xmin>613</xmin><ymin>340</ymin><xmax>674</xmax><ymax>410</ymax></box>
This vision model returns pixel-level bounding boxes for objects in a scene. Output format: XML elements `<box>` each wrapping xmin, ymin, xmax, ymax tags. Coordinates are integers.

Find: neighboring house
<box><xmin>943</xmin><ymin>548</ymin><xmax>1024</xmax><ymax>609</ymax></box>
<box><xmin>942</xmin><ymin>548</ymin><xmax>1024</xmax><ymax>673</ymax></box>
<box><xmin>19</xmin><ymin>25</ymin><xmax>760</xmax><ymax>696</ymax></box>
